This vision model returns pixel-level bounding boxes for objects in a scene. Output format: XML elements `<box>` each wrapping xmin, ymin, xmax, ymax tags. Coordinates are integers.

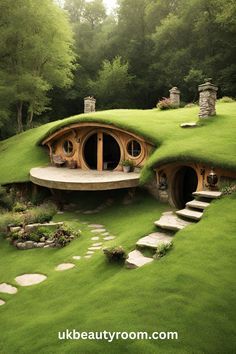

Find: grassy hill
<box><xmin>0</xmin><ymin>102</ymin><xmax>235</xmax><ymax>185</ymax></box>
<box><xmin>0</xmin><ymin>190</ymin><xmax>235</xmax><ymax>353</ymax></box>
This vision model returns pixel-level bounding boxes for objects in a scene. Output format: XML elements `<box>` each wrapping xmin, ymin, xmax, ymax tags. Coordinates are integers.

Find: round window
<box><xmin>63</xmin><ymin>140</ymin><xmax>74</xmax><ymax>156</ymax></box>
<box><xmin>127</xmin><ymin>140</ymin><xmax>141</xmax><ymax>157</ymax></box>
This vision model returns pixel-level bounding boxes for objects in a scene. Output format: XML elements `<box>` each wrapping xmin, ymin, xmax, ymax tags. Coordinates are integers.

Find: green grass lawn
<box><xmin>0</xmin><ymin>191</ymin><xmax>235</xmax><ymax>354</ymax></box>
<box><xmin>0</xmin><ymin>102</ymin><xmax>235</xmax><ymax>185</ymax></box>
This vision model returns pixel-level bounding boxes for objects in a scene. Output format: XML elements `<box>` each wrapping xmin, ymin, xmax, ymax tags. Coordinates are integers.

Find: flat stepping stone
<box><xmin>88</xmin><ymin>246</ymin><xmax>102</xmax><ymax>251</ymax></box>
<box><xmin>136</xmin><ymin>232</ymin><xmax>173</xmax><ymax>249</ymax></box>
<box><xmin>91</xmin><ymin>229</ymin><xmax>106</xmax><ymax>233</ymax></box>
<box><xmin>103</xmin><ymin>236</ymin><xmax>116</xmax><ymax>241</ymax></box>
<box><xmin>55</xmin><ymin>263</ymin><xmax>75</xmax><ymax>271</ymax></box>
<box><xmin>72</xmin><ymin>256</ymin><xmax>81</xmax><ymax>260</ymax></box>
<box><xmin>102</xmin><ymin>232</ymin><xmax>109</xmax><ymax>236</ymax></box>
<box><xmin>84</xmin><ymin>255</ymin><xmax>92</xmax><ymax>259</ymax></box>
<box><xmin>15</xmin><ymin>274</ymin><xmax>47</xmax><ymax>286</ymax></box>
<box><xmin>125</xmin><ymin>250</ymin><xmax>153</xmax><ymax>269</ymax></box>
<box><xmin>155</xmin><ymin>212</ymin><xmax>192</xmax><ymax>231</ymax></box>
<box><xmin>86</xmin><ymin>251</ymin><xmax>94</xmax><ymax>255</ymax></box>
<box><xmin>0</xmin><ymin>299</ymin><xmax>5</xmax><ymax>306</ymax></box>
<box><xmin>91</xmin><ymin>236</ymin><xmax>100</xmax><ymax>241</ymax></box>
<box><xmin>0</xmin><ymin>283</ymin><xmax>18</xmax><ymax>294</ymax></box>
<box><xmin>193</xmin><ymin>191</ymin><xmax>222</xmax><ymax>199</ymax></box>
<box><xmin>186</xmin><ymin>200</ymin><xmax>210</xmax><ymax>210</ymax></box>
<box><xmin>92</xmin><ymin>242</ymin><xmax>103</xmax><ymax>247</ymax></box>
<box><xmin>176</xmin><ymin>208</ymin><xmax>203</xmax><ymax>221</ymax></box>
<box><xmin>88</xmin><ymin>224</ymin><xmax>104</xmax><ymax>228</ymax></box>
<box><xmin>180</xmin><ymin>122</ymin><xmax>197</xmax><ymax>128</ymax></box>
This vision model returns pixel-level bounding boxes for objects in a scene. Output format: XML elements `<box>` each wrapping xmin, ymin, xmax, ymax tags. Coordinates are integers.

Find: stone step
<box><xmin>125</xmin><ymin>250</ymin><xmax>153</xmax><ymax>269</ymax></box>
<box><xmin>154</xmin><ymin>211</ymin><xmax>192</xmax><ymax>231</ymax></box>
<box><xmin>193</xmin><ymin>191</ymin><xmax>222</xmax><ymax>199</ymax></box>
<box><xmin>176</xmin><ymin>208</ymin><xmax>203</xmax><ymax>221</ymax></box>
<box><xmin>186</xmin><ymin>200</ymin><xmax>210</xmax><ymax>210</ymax></box>
<box><xmin>136</xmin><ymin>232</ymin><xmax>173</xmax><ymax>250</ymax></box>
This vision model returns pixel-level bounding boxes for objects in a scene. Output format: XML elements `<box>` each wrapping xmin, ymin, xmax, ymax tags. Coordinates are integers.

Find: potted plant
<box><xmin>121</xmin><ymin>159</ymin><xmax>134</xmax><ymax>173</ymax></box>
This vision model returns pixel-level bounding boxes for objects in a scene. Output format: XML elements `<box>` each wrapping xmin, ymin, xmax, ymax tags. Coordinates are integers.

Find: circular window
<box><xmin>63</xmin><ymin>140</ymin><xmax>74</xmax><ymax>156</ymax></box>
<box><xmin>127</xmin><ymin>140</ymin><xmax>142</xmax><ymax>157</ymax></box>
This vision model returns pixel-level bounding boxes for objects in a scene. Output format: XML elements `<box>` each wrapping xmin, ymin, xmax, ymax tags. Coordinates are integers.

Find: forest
<box><xmin>0</xmin><ymin>0</ymin><xmax>235</xmax><ymax>138</ymax></box>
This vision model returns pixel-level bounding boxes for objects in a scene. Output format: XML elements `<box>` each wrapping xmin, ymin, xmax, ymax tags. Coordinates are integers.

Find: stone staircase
<box><xmin>125</xmin><ymin>190</ymin><xmax>222</xmax><ymax>269</ymax></box>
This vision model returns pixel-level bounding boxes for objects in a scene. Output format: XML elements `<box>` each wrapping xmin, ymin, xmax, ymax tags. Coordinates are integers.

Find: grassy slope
<box><xmin>0</xmin><ymin>192</ymin><xmax>235</xmax><ymax>354</ymax></box>
<box><xmin>0</xmin><ymin>102</ymin><xmax>236</xmax><ymax>185</ymax></box>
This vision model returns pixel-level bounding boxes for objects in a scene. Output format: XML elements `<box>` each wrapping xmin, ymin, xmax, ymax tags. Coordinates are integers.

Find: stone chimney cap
<box><xmin>198</xmin><ymin>81</ymin><xmax>218</xmax><ymax>92</ymax></box>
<box><xmin>169</xmin><ymin>86</ymin><xmax>180</xmax><ymax>93</ymax></box>
<box><xmin>84</xmin><ymin>96</ymin><xmax>96</xmax><ymax>101</ymax></box>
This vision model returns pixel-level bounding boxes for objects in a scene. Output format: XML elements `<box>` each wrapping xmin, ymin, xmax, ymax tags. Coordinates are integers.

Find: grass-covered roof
<box><xmin>0</xmin><ymin>102</ymin><xmax>235</xmax><ymax>185</ymax></box>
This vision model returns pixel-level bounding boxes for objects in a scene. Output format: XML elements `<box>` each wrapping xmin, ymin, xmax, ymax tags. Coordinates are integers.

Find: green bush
<box><xmin>103</xmin><ymin>246</ymin><xmax>127</xmax><ymax>263</ymax></box>
<box><xmin>154</xmin><ymin>242</ymin><xmax>173</xmax><ymax>259</ymax></box>
<box><xmin>23</xmin><ymin>202</ymin><xmax>57</xmax><ymax>225</ymax></box>
<box><xmin>0</xmin><ymin>213</ymin><xmax>22</xmax><ymax>233</ymax></box>
<box><xmin>157</xmin><ymin>98</ymin><xmax>177</xmax><ymax>110</ymax></box>
<box><xmin>218</xmin><ymin>96</ymin><xmax>235</xmax><ymax>103</ymax></box>
<box><xmin>13</xmin><ymin>202</ymin><xmax>27</xmax><ymax>212</ymax></box>
<box><xmin>0</xmin><ymin>186</ymin><xmax>15</xmax><ymax>211</ymax></box>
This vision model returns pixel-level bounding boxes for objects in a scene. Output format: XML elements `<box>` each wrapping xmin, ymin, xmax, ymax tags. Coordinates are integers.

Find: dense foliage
<box><xmin>0</xmin><ymin>0</ymin><xmax>235</xmax><ymax>138</ymax></box>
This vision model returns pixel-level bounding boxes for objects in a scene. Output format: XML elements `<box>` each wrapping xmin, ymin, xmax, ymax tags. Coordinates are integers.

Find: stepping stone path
<box><xmin>88</xmin><ymin>246</ymin><xmax>102</xmax><ymax>251</ymax></box>
<box><xmin>180</xmin><ymin>122</ymin><xmax>198</xmax><ymax>128</ymax></box>
<box><xmin>91</xmin><ymin>229</ymin><xmax>106</xmax><ymax>233</ymax></box>
<box><xmin>15</xmin><ymin>274</ymin><xmax>47</xmax><ymax>286</ymax></box>
<box><xmin>1</xmin><ymin>222</ymin><xmax>117</xmax><ymax>307</ymax></box>
<box><xmin>72</xmin><ymin>256</ymin><xmax>81</xmax><ymax>260</ymax></box>
<box><xmin>88</xmin><ymin>224</ymin><xmax>104</xmax><ymax>228</ymax></box>
<box><xmin>55</xmin><ymin>263</ymin><xmax>75</xmax><ymax>271</ymax></box>
<box><xmin>0</xmin><ymin>283</ymin><xmax>18</xmax><ymax>294</ymax></box>
<box><xmin>103</xmin><ymin>236</ymin><xmax>116</xmax><ymax>241</ymax></box>
<box><xmin>91</xmin><ymin>236</ymin><xmax>100</xmax><ymax>241</ymax></box>
<box><xmin>125</xmin><ymin>250</ymin><xmax>153</xmax><ymax>269</ymax></box>
<box><xmin>126</xmin><ymin>190</ymin><xmax>222</xmax><ymax>269</ymax></box>
<box><xmin>136</xmin><ymin>232</ymin><xmax>173</xmax><ymax>249</ymax></box>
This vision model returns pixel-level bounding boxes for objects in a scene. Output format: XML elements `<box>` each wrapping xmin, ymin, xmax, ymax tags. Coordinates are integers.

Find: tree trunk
<box><xmin>17</xmin><ymin>101</ymin><xmax>23</xmax><ymax>133</ymax></box>
<box><xmin>28</xmin><ymin>109</ymin><xmax>34</xmax><ymax>128</ymax></box>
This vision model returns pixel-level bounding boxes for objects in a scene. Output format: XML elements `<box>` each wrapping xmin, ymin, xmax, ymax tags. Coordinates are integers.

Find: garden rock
<box><xmin>55</xmin><ymin>263</ymin><xmax>75</xmax><ymax>271</ymax></box>
<box><xmin>15</xmin><ymin>274</ymin><xmax>47</xmax><ymax>286</ymax></box>
<box><xmin>0</xmin><ymin>283</ymin><xmax>18</xmax><ymax>294</ymax></box>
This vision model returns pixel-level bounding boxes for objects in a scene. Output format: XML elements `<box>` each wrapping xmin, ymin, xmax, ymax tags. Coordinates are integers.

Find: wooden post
<box><xmin>97</xmin><ymin>132</ymin><xmax>103</xmax><ymax>171</ymax></box>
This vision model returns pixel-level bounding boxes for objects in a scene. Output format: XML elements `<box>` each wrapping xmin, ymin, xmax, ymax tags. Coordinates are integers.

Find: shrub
<box><xmin>53</xmin><ymin>224</ymin><xmax>80</xmax><ymax>247</ymax></box>
<box><xmin>23</xmin><ymin>202</ymin><xmax>57</xmax><ymax>225</ymax></box>
<box><xmin>121</xmin><ymin>159</ymin><xmax>134</xmax><ymax>167</ymax></box>
<box><xmin>0</xmin><ymin>212</ymin><xmax>22</xmax><ymax>233</ymax></box>
<box><xmin>157</xmin><ymin>98</ymin><xmax>177</xmax><ymax>110</ymax></box>
<box><xmin>0</xmin><ymin>186</ymin><xmax>15</xmax><ymax>211</ymax></box>
<box><xmin>218</xmin><ymin>96</ymin><xmax>235</xmax><ymax>103</ymax></box>
<box><xmin>13</xmin><ymin>202</ymin><xmax>27</xmax><ymax>213</ymax></box>
<box><xmin>103</xmin><ymin>246</ymin><xmax>127</xmax><ymax>263</ymax></box>
<box><xmin>154</xmin><ymin>242</ymin><xmax>173</xmax><ymax>259</ymax></box>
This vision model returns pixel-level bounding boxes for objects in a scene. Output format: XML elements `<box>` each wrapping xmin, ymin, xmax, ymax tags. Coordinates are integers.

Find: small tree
<box><xmin>89</xmin><ymin>56</ymin><xmax>134</xmax><ymax>109</ymax></box>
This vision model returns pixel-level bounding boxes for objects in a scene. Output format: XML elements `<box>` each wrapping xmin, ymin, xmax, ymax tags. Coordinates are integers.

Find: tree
<box><xmin>0</xmin><ymin>0</ymin><xmax>76</xmax><ymax>132</ymax></box>
<box><xmin>89</xmin><ymin>56</ymin><xmax>134</xmax><ymax>109</ymax></box>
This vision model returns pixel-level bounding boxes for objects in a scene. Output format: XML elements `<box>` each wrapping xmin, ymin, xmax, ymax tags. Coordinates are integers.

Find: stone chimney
<box><xmin>84</xmin><ymin>96</ymin><xmax>96</xmax><ymax>113</ymax></box>
<box><xmin>198</xmin><ymin>79</ymin><xmax>218</xmax><ymax>118</ymax></box>
<box><xmin>169</xmin><ymin>87</ymin><xmax>180</xmax><ymax>107</ymax></box>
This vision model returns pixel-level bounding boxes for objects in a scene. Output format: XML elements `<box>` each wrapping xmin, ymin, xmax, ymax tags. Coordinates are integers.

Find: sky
<box><xmin>103</xmin><ymin>0</ymin><xmax>118</xmax><ymax>14</ymax></box>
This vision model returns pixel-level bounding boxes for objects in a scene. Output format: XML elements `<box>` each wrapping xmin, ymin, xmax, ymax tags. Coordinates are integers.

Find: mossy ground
<box><xmin>0</xmin><ymin>190</ymin><xmax>235</xmax><ymax>354</ymax></box>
